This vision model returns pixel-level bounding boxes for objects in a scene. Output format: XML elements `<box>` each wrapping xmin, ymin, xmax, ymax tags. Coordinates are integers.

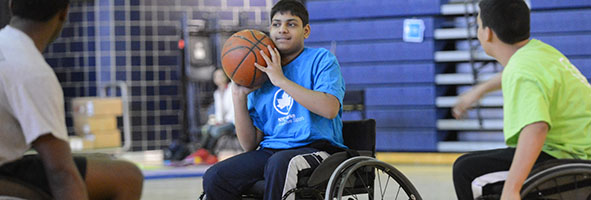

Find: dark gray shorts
<box><xmin>0</xmin><ymin>154</ymin><xmax>87</xmax><ymax>196</ymax></box>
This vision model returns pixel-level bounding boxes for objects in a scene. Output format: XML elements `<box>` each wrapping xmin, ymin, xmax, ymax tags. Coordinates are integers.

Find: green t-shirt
<box><xmin>503</xmin><ymin>39</ymin><xmax>591</xmax><ymax>159</ymax></box>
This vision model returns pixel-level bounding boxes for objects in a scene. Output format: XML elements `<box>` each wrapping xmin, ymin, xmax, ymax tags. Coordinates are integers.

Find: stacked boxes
<box><xmin>72</xmin><ymin>97</ymin><xmax>122</xmax><ymax>149</ymax></box>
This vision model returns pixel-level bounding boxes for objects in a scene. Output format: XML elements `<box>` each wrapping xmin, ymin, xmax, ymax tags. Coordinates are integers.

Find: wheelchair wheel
<box><xmin>325</xmin><ymin>158</ymin><xmax>422</xmax><ymax>200</ymax></box>
<box><xmin>521</xmin><ymin>163</ymin><xmax>591</xmax><ymax>200</ymax></box>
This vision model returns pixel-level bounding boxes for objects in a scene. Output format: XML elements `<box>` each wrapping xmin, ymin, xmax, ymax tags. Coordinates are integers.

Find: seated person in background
<box><xmin>202</xmin><ymin>1</ymin><xmax>347</xmax><ymax>199</ymax></box>
<box><xmin>0</xmin><ymin>0</ymin><xmax>143</xmax><ymax>199</ymax></box>
<box><xmin>452</xmin><ymin>0</ymin><xmax>591</xmax><ymax>199</ymax></box>
<box><xmin>194</xmin><ymin>68</ymin><xmax>236</xmax><ymax>164</ymax></box>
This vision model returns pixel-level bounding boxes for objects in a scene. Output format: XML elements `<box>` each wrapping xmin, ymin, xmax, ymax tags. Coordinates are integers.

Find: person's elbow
<box><xmin>323</xmin><ymin>107</ymin><xmax>339</xmax><ymax>119</ymax></box>
<box><xmin>321</xmin><ymin>101</ymin><xmax>340</xmax><ymax>119</ymax></box>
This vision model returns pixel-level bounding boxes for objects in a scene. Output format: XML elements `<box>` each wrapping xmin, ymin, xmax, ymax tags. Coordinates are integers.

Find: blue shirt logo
<box><xmin>273</xmin><ymin>89</ymin><xmax>293</xmax><ymax>115</ymax></box>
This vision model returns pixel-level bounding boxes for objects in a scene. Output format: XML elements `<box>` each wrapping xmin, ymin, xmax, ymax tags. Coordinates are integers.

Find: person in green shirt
<box><xmin>452</xmin><ymin>0</ymin><xmax>591</xmax><ymax>199</ymax></box>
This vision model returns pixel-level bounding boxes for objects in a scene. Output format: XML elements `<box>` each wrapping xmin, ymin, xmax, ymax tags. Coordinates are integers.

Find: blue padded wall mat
<box><xmin>531</xmin><ymin>1</ymin><xmax>591</xmax><ymax>10</ymax></box>
<box><xmin>308</xmin><ymin>0</ymin><xmax>444</xmax><ymax>20</ymax></box>
<box><xmin>307</xmin><ymin>17</ymin><xmax>435</xmax><ymax>42</ymax></box>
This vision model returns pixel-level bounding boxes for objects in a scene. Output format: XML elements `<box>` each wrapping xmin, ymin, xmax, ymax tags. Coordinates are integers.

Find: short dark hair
<box><xmin>270</xmin><ymin>0</ymin><xmax>309</xmax><ymax>26</ymax></box>
<box><xmin>10</xmin><ymin>0</ymin><xmax>70</xmax><ymax>22</ymax></box>
<box><xmin>479</xmin><ymin>0</ymin><xmax>530</xmax><ymax>44</ymax></box>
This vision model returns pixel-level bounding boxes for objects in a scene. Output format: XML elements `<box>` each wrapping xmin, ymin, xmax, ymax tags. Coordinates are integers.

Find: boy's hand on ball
<box><xmin>231</xmin><ymin>81</ymin><xmax>259</xmax><ymax>97</ymax></box>
<box><xmin>255</xmin><ymin>45</ymin><xmax>286</xmax><ymax>87</ymax></box>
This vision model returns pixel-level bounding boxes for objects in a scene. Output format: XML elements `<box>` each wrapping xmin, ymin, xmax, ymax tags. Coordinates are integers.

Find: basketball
<box><xmin>221</xmin><ymin>29</ymin><xmax>276</xmax><ymax>88</ymax></box>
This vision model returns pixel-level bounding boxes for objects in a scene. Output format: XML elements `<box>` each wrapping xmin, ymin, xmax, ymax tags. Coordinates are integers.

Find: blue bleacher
<box><xmin>536</xmin><ymin>34</ymin><xmax>591</xmax><ymax>57</ymax></box>
<box><xmin>306</xmin><ymin>0</ymin><xmax>443</xmax><ymax>151</ymax></box>
<box><xmin>306</xmin><ymin>1</ymin><xmax>590</xmax><ymax>152</ymax></box>
<box><xmin>307</xmin><ymin>18</ymin><xmax>435</xmax><ymax>43</ymax></box>
<box><xmin>376</xmin><ymin>130</ymin><xmax>441</xmax><ymax>151</ymax></box>
<box><xmin>531</xmin><ymin>9</ymin><xmax>591</xmax><ymax>34</ymax></box>
<box><xmin>341</xmin><ymin>63</ymin><xmax>436</xmax><ymax>85</ymax></box>
<box><xmin>307</xmin><ymin>0</ymin><xmax>444</xmax><ymax>21</ymax></box>
<box><xmin>307</xmin><ymin>41</ymin><xmax>437</xmax><ymax>63</ymax></box>
<box><xmin>530</xmin><ymin>1</ymin><xmax>591</xmax><ymax>10</ymax></box>
<box><xmin>571</xmin><ymin>58</ymin><xmax>591</xmax><ymax>79</ymax></box>
<box><xmin>367</xmin><ymin>109</ymin><xmax>437</xmax><ymax>128</ymax></box>
<box><xmin>365</xmin><ymin>86</ymin><xmax>436</xmax><ymax>106</ymax></box>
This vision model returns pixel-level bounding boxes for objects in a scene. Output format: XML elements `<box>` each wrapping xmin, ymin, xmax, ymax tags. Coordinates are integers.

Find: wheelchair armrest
<box><xmin>306</xmin><ymin>150</ymin><xmax>373</xmax><ymax>188</ymax></box>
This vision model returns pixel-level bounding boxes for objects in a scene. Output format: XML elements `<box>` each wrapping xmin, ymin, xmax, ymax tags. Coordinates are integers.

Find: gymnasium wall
<box><xmin>38</xmin><ymin>0</ymin><xmax>591</xmax><ymax>152</ymax></box>
<box><xmin>43</xmin><ymin>0</ymin><xmax>275</xmax><ymax>151</ymax></box>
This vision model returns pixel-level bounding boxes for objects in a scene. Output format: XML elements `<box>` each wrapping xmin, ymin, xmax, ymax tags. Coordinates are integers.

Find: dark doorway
<box><xmin>0</xmin><ymin>0</ymin><xmax>9</xmax><ymax>28</ymax></box>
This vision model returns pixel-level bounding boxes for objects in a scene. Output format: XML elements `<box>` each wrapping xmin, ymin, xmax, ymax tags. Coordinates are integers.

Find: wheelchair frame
<box><xmin>239</xmin><ymin>119</ymin><xmax>423</xmax><ymax>200</ymax></box>
<box><xmin>521</xmin><ymin>161</ymin><xmax>591</xmax><ymax>200</ymax></box>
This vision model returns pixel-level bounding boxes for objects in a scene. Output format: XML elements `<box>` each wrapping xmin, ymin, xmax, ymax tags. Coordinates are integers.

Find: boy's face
<box><xmin>270</xmin><ymin>11</ymin><xmax>310</xmax><ymax>56</ymax></box>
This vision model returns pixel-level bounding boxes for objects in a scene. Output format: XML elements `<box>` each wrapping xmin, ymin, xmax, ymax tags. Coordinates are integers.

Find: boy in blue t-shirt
<box><xmin>202</xmin><ymin>1</ymin><xmax>346</xmax><ymax>199</ymax></box>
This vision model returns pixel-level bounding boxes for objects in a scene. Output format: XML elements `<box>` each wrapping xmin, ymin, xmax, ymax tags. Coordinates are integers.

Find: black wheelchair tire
<box><xmin>326</xmin><ymin>158</ymin><xmax>422</xmax><ymax>200</ymax></box>
<box><xmin>521</xmin><ymin>163</ymin><xmax>591</xmax><ymax>200</ymax></box>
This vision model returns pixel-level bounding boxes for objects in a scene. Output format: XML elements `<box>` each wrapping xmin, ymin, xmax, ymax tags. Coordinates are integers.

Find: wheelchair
<box><xmin>242</xmin><ymin>119</ymin><xmax>423</xmax><ymax>200</ymax></box>
<box><xmin>477</xmin><ymin>159</ymin><xmax>591</xmax><ymax>200</ymax></box>
<box><xmin>520</xmin><ymin>159</ymin><xmax>591</xmax><ymax>200</ymax></box>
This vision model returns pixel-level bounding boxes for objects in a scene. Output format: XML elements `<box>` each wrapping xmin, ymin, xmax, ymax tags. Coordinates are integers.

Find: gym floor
<box><xmin>131</xmin><ymin>151</ymin><xmax>460</xmax><ymax>200</ymax></box>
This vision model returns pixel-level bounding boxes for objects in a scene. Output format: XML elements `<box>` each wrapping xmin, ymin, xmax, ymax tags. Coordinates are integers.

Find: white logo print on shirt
<box><xmin>273</xmin><ymin>89</ymin><xmax>293</xmax><ymax>115</ymax></box>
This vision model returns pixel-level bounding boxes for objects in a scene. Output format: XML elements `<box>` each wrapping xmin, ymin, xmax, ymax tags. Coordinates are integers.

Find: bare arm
<box><xmin>232</xmin><ymin>83</ymin><xmax>264</xmax><ymax>151</ymax></box>
<box><xmin>453</xmin><ymin>72</ymin><xmax>502</xmax><ymax>119</ymax></box>
<box><xmin>33</xmin><ymin>134</ymin><xmax>88</xmax><ymax>200</ymax></box>
<box><xmin>275</xmin><ymin>78</ymin><xmax>340</xmax><ymax>119</ymax></box>
<box><xmin>255</xmin><ymin>46</ymin><xmax>340</xmax><ymax>119</ymax></box>
<box><xmin>500</xmin><ymin>122</ymin><xmax>549</xmax><ymax>200</ymax></box>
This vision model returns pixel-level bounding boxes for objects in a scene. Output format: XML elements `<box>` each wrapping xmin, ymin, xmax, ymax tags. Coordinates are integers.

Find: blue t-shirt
<box><xmin>247</xmin><ymin>47</ymin><xmax>346</xmax><ymax>149</ymax></box>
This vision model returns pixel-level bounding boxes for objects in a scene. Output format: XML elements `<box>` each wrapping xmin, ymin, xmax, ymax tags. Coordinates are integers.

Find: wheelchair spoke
<box><xmin>395</xmin><ymin>185</ymin><xmax>401</xmax><ymax>200</ymax></box>
<box><xmin>342</xmin><ymin>187</ymin><xmax>360</xmax><ymax>200</ymax></box>
<box><xmin>381</xmin><ymin>172</ymin><xmax>391</xmax><ymax>199</ymax></box>
<box><xmin>552</xmin><ymin>177</ymin><xmax>564</xmax><ymax>200</ymax></box>
<box><xmin>354</xmin><ymin>168</ymin><xmax>370</xmax><ymax>195</ymax></box>
<box><xmin>329</xmin><ymin>159</ymin><xmax>422</xmax><ymax>200</ymax></box>
<box><xmin>377</xmin><ymin>168</ymin><xmax>383</xmax><ymax>197</ymax></box>
<box><xmin>574</xmin><ymin>174</ymin><xmax>578</xmax><ymax>191</ymax></box>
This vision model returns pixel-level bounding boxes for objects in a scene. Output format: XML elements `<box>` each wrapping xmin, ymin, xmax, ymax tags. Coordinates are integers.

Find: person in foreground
<box><xmin>452</xmin><ymin>0</ymin><xmax>591</xmax><ymax>199</ymax></box>
<box><xmin>0</xmin><ymin>0</ymin><xmax>143</xmax><ymax>199</ymax></box>
<box><xmin>202</xmin><ymin>0</ymin><xmax>347</xmax><ymax>199</ymax></box>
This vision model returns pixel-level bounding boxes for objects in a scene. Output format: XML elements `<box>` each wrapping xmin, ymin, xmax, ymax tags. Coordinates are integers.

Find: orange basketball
<box><xmin>221</xmin><ymin>29</ymin><xmax>276</xmax><ymax>88</ymax></box>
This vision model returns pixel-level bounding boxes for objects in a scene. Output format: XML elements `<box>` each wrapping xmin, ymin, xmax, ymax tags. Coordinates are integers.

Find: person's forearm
<box><xmin>232</xmin><ymin>93</ymin><xmax>259</xmax><ymax>151</ymax></box>
<box><xmin>502</xmin><ymin>122</ymin><xmax>548</xmax><ymax>198</ymax></box>
<box><xmin>275</xmin><ymin>78</ymin><xmax>340</xmax><ymax>119</ymax></box>
<box><xmin>34</xmin><ymin>135</ymin><xmax>88</xmax><ymax>200</ymax></box>
<box><xmin>46</xmin><ymin>166</ymin><xmax>88</xmax><ymax>200</ymax></box>
<box><xmin>475</xmin><ymin>72</ymin><xmax>502</xmax><ymax>96</ymax></box>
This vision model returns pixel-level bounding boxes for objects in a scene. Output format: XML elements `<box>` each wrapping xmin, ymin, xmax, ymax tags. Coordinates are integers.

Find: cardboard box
<box><xmin>87</xmin><ymin>130</ymin><xmax>122</xmax><ymax>148</ymax></box>
<box><xmin>73</xmin><ymin>116</ymin><xmax>117</xmax><ymax>135</ymax></box>
<box><xmin>72</xmin><ymin>97</ymin><xmax>122</xmax><ymax>117</ymax></box>
<box><xmin>69</xmin><ymin>136</ymin><xmax>94</xmax><ymax>150</ymax></box>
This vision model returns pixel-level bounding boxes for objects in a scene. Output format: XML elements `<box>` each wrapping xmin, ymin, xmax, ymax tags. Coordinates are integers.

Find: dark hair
<box><xmin>270</xmin><ymin>0</ymin><xmax>309</xmax><ymax>26</ymax></box>
<box><xmin>10</xmin><ymin>0</ymin><xmax>70</xmax><ymax>22</ymax></box>
<box><xmin>479</xmin><ymin>0</ymin><xmax>530</xmax><ymax>44</ymax></box>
